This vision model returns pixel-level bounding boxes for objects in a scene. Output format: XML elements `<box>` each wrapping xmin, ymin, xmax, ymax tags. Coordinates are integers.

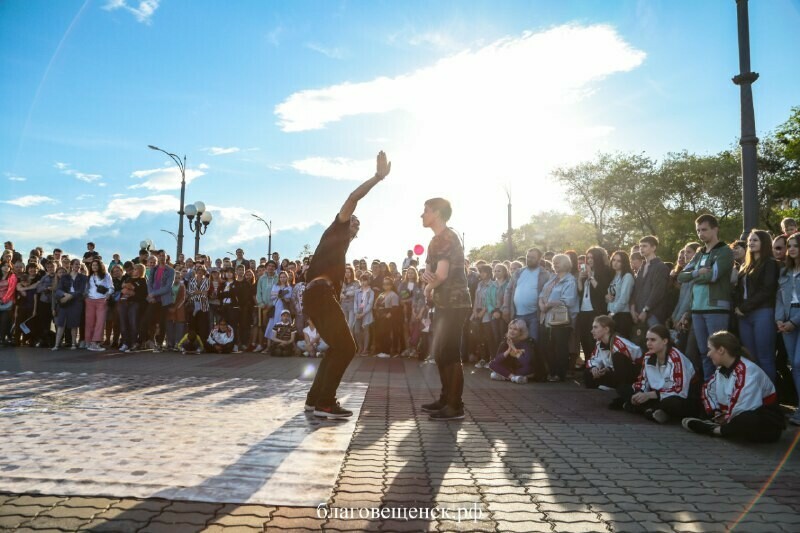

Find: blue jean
<box><xmin>738</xmin><ymin>307</ymin><xmax>777</xmax><ymax>383</ymax></box>
<box><xmin>782</xmin><ymin>307</ymin><xmax>800</xmax><ymax>403</ymax></box>
<box><xmin>692</xmin><ymin>312</ymin><xmax>730</xmax><ymax>381</ymax></box>
<box><xmin>516</xmin><ymin>312</ymin><xmax>539</xmax><ymax>342</ymax></box>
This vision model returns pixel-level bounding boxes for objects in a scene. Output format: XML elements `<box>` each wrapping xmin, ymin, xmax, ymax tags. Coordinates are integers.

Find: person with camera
<box><xmin>85</xmin><ymin>259</ymin><xmax>113</xmax><ymax>352</ymax></box>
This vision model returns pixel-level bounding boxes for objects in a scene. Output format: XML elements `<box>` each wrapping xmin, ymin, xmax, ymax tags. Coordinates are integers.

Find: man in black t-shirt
<box><xmin>304</xmin><ymin>151</ymin><xmax>391</xmax><ymax>419</ymax></box>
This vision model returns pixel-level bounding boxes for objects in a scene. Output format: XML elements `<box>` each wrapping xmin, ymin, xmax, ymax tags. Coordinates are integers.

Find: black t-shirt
<box><xmin>426</xmin><ymin>227</ymin><xmax>471</xmax><ymax>309</ymax></box>
<box><xmin>306</xmin><ymin>215</ymin><xmax>350</xmax><ymax>297</ymax></box>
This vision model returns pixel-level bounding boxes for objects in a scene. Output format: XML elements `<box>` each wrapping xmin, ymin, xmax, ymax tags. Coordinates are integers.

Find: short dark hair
<box><xmin>266</xmin><ymin>260</ymin><xmax>277</xmax><ymax>267</ymax></box>
<box><xmin>478</xmin><ymin>264</ymin><xmax>493</xmax><ymax>277</ymax></box>
<box><xmin>424</xmin><ymin>197</ymin><xmax>452</xmax><ymax>222</ymax></box>
<box><xmin>526</xmin><ymin>247</ymin><xmax>542</xmax><ymax>257</ymax></box>
<box><xmin>695</xmin><ymin>214</ymin><xmax>719</xmax><ymax>228</ymax></box>
<box><xmin>639</xmin><ymin>235</ymin><xmax>659</xmax><ymax>248</ymax></box>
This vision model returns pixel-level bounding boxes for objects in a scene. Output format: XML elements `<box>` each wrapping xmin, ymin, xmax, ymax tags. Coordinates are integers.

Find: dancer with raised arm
<box><xmin>304</xmin><ymin>151</ymin><xmax>391</xmax><ymax>419</ymax></box>
<box><xmin>420</xmin><ymin>198</ymin><xmax>472</xmax><ymax>420</ymax></box>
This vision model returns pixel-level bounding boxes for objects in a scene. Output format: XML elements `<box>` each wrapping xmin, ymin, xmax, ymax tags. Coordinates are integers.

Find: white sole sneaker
<box><xmin>304</xmin><ymin>404</ymin><xmax>315</xmax><ymax>412</ymax></box>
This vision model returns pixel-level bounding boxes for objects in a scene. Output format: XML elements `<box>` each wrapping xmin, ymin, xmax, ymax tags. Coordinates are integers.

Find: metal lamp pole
<box><xmin>251</xmin><ymin>214</ymin><xmax>272</xmax><ymax>257</ymax></box>
<box><xmin>148</xmin><ymin>145</ymin><xmax>187</xmax><ymax>258</ymax></box>
<box><xmin>733</xmin><ymin>0</ymin><xmax>759</xmax><ymax>238</ymax></box>
<box><xmin>160</xmin><ymin>229</ymin><xmax>178</xmax><ymax>243</ymax></box>
<box><xmin>185</xmin><ymin>201</ymin><xmax>212</xmax><ymax>258</ymax></box>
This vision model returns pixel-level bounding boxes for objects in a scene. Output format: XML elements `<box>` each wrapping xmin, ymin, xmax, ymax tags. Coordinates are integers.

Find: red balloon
<box><xmin>414</xmin><ymin>244</ymin><xmax>424</xmax><ymax>256</ymax></box>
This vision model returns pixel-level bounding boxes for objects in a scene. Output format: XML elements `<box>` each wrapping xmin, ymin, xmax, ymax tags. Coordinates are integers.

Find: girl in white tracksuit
<box><xmin>622</xmin><ymin>325</ymin><xmax>698</xmax><ymax>423</ymax></box>
<box><xmin>682</xmin><ymin>331</ymin><xmax>784</xmax><ymax>442</ymax></box>
<box><xmin>583</xmin><ymin>315</ymin><xmax>642</xmax><ymax>407</ymax></box>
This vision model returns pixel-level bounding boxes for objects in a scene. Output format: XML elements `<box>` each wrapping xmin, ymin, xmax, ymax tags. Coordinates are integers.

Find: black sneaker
<box><xmin>429</xmin><ymin>405</ymin><xmax>465</xmax><ymax>421</ymax></box>
<box><xmin>681</xmin><ymin>417</ymin><xmax>718</xmax><ymax>435</ymax></box>
<box><xmin>608</xmin><ymin>397</ymin><xmax>625</xmax><ymax>411</ymax></box>
<box><xmin>314</xmin><ymin>402</ymin><xmax>353</xmax><ymax>419</ymax></box>
<box><xmin>421</xmin><ymin>400</ymin><xmax>445</xmax><ymax>413</ymax></box>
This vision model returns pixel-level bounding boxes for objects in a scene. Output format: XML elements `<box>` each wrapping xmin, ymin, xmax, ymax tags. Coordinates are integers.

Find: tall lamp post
<box><xmin>160</xmin><ymin>229</ymin><xmax>178</xmax><ymax>243</ymax></box>
<box><xmin>184</xmin><ymin>201</ymin><xmax>213</xmax><ymax>258</ymax></box>
<box><xmin>733</xmin><ymin>0</ymin><xmax>759</xmax><ymax>238</ymax></box>
<box><xmin>505</xmin><ymin>187</ymin><xmax>513</xmax><ymax>260</ymax></box>
<box><xmin>148</xmin><ymin>145</ymin><xmax>187</xmax><ymax>259</ymax></box>
<box><xmin>251</xmin><ymin>214</ymin><xmax>272</xmax><ymax>257</ymax></box>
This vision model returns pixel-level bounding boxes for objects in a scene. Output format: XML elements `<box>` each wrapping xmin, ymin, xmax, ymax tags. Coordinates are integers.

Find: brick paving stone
<box><xmin>38</xmin><ymin>505</ymin><xmax>99</xmax><ymax>520</ymax></box>
<box><xmin>110</xmin><ymin>498</ymin><xmax>172</xmax><ymax>511</ymax></box>
<box><xmin>263</xmin><ymin>515</ymin><xmax>321</xmax><ymax>530</ymax></box>
<box><xmin>208</xmin><ymin>513</ymin><xmax>269</xmax><ymax>528</ymax></box>
<box><xmin>437</xmin><ymin>519</ymin><xmax>497</xmax><ymax>532</ymax></box>
<box><xmin>0</xmin><ymin>505</ymin><xmax>50</xmax><ymax>518</ymax></box>
<box><xmin>495</xmin><ymin>520</ymin><xmax>553</xmax><ymax>532</ymax></box>
<box><xmin>552</xmin><ymin>522</ymin><xmax>612</xmax><ymax>533</ymax></box>
<box><xmin>670</xmin><ymin>522</ymin><xmax>728</xmax><ymax>533</ymax></box>
<box><xmin>0</xmin><ymin>514</ymin><xmax>32</xmax><ymax>529</ymax></box>
<box><xmin>164</xmin><ymin>502</ymin><xmax>224</xmax><ymax>514</ymax></box>
<box><xmin>215</xmin><ymin>504</ymin><xmax>275</xmax><ymax>517</ymax></box>
<box><xmin>93</xmin><ymin>507</ymin><xmax>162</xmax><ymax>523</ymax></box>
<box><xmin>379</xmin><ymin>519</ymin><xmax>438</xmax><ymax>532</ymax></box>
<box><xmin>489</xmin><ymin>510</ymin><xmax>549</xmax><ymax>522</ymax></box>
<box><xmin>139</xmin><ymin>522</ymin><xmax>208</xmax><ymax>533</ymax></box>
<box><xmin>60</xmin><ymin>497</ymin><xmax>117</xmax><ymax>509</ymax></box>
<box><xmin>324</xmin><ymin>518</ymin><xmax>382</xmax><ymax>532</ymax></box>
<box><xmin>149</xmin><ymin>510</ymin><xmax>217</xmax><ymax>526</ymax></box>
<box><xmin>4</xmin><ymin>496</ymin><xmax>66</xmax><ymax>507</ymax></box>
<box><xmin>545</xmin><ymin>511</ymin><xmax>603</xmax><ymax>524</ymax></box>
<box><xmin>14</xmin><ymin>528</ymin><xmax>65</xmax><ymax>533</ymax></box>
<box><xmin>78</xmin><ymin>518</ymin><xmax>148</xmax><ymax>532</ymax></box>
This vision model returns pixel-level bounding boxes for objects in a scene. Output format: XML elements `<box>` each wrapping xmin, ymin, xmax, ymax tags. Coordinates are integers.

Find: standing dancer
<box><xmin>305</xmin><ymin>151</ymin><xmax>391</xmax><ymax>419</ymax></box>
<box><xmin>420</xmin><ymin>198</ymin><xmax>472</xmax><ymax>420</ymax></box>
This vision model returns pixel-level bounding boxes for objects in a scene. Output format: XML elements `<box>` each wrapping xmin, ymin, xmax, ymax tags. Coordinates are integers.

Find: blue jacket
<box><xmin>147</xmin><ymin>265</ymin><xmax>176</xmax><ymax>306</ymax></box>
<box><xmin>775</xmin><ymin>267</ymin><xmax>800</xmax><ymax>325</ymax></box>
<box><xmin>55</xmin><ymin>273</ymin><xmax>89</xmax><ymax>301</ymax></box>
<box><xmin>540</xmin><ymin>273</ymin><xmax>579</xmax><ymax>326</ymax></box>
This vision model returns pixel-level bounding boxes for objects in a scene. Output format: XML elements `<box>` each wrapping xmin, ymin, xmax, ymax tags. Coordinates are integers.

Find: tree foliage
<box><xmin>472</xmin><ymin>106</ymin><xmax>800</xmax><ymax>263</ymax></box>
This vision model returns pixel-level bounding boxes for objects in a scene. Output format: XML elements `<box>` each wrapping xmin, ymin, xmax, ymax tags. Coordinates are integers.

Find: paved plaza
<box><xmin>0</xmin><ymin>348</ymin><xmax>798</xmax><ymax>532</ymax></box>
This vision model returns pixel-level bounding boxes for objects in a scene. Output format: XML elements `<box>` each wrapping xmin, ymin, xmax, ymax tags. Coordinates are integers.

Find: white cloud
<box><xmin>202</xmin><ymin>147</ymin><xmax>240</xmax><ymax>156</ymax></box>
<box><xmin>129</xmin><ymin>165</ymin><xmax>206</xmax><ymax>191</ymax></box>
<box><xmin>103</xmin><ymin>0</ymin><xmax>159</xmax><ymax>24</ymax></box>
<box><xmin>76</xmin><ymin>194</ymin><xmax>95</xmax><ymax>201</ymax></box>
<box><xmin>277</xmin><ymin>25</ymin><xmax>644</xmax><ymax>132</ymax></box>
<box><xmin>290</xmin><ymin>157</ymin><xmax>373</xmax><ymax>181</ymax></box>
<box><xmin>1</xmin><ymin>195</ymin><xmax>58</xmax><ymax>207</ymax></box>
<box><xmin>54</xmin><ymin>162</ymin><xmax>103</xmax><ymax>183</ymax></box>
<box><xmin>275</xmin><ymin>24</ymin><xmax>647</xmax><ymax>256</ymax></box>
<box><xmin>5</xmin><ymin>173</ymin><xmax>26</xmax><ymax>182</ymax></box>
<box><xmin>305</xmin><ymin>43</ymin><xmax>345</xmax><ymax>60</ymax></box>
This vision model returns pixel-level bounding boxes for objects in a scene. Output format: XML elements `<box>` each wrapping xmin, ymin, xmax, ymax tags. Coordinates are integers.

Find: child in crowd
<box><xmin>299</xmin><ymin>318</ymin><xmax>329</xmax><ymax>358</ymax></box>
<box><xmin>177</xmin><ymin>327</ymin><xmax>204</xmax><ymax>354</ymax></box>
<box><xmin>206</xmin><ymin>319</ymin><xmax>235</xmax><ymax>354</ymax></box>
<box><xmin>270</xmin><ymin>309</ymin><xmax>297</xmax><ymax>357</ymax></box>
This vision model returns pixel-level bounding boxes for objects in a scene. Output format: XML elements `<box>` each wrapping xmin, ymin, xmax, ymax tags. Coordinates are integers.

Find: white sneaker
<box><xmin>475</xmin><ymin>360</ymin><xmax>484</xmax><ymax>368</ymax></box>
<box><xmin>303</xmin><ymin>351</ymin><xmax>310</xmax><ymax>357</ymax></box>
<box><xmin>511</xmin><ymin>375</ymin><xmax>528</xmax><ymax>384</ymax></box>
<box><xmin>119</xmin><ymin>344</ymin><xmax>129</xmax><ymax>353</ymax></box>
<box><xmin>490</xmin><ymin>371</ymin><xmax>506</xmax><ymax>381</ymax></box>
<box><xmin>79</xmin><ymin>341</ymin><xmax>87</xmax><ymax>349</ymax></box>
<box><xmin>598</xmin><ymin>385</ymin><xmax>615</xmax><ymax>392</ymax></box>
<box><xmin>233</xmin><ymin>345</ymin><xmax>240</xmax><ymax>353</ymax></box>
<box><xmin>94</xmin><ymin>345</ymin><xmax>106</xmax><ymax>352</ymax></box>
<box><xmin>377</xmin><ymin>353</ymin><xmax>391</xmax><ymax>359</ymax></box>
<box><xmin>789</xmin><ymin>412</ymin><xmax>800</xmax><ymax>426</ymax></box>
<box><xmin>50</xmin><ymin>346</ymin><xmax>59</xmax><ymax>352</ymax></box>
<box><xmin>254</xmin><ymin>344</ymin><xmax>263</xmax><ymax>352</ymax></box>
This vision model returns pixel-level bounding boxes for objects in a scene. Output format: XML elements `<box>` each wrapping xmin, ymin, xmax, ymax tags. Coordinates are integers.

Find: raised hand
<box><xmin>376</xmin><ymin>150</ymin><xmax>391</xmax><ymax>179</ymax></box>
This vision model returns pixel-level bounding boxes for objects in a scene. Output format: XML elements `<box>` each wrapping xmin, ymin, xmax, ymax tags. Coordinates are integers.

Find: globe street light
<box><xmin>148</xmin><ymin>145</ymin><xmax>187</xmax><ymax>259</ymax></box>
<box><xmin>185</xmin><ymin>201</ymin><xmax>212</xmax><ymax>257</ymax></box>
<box><xmin>251</xmin><ymin>214</ymin><xmax>272</xmax><ymax>257</ymax></box>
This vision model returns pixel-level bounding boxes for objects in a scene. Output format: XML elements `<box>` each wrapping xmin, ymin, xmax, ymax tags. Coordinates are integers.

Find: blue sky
<box><xmin>1</xmin><ymin>0</ymin><xmax>799</xmax><ymax>263</ymax></box>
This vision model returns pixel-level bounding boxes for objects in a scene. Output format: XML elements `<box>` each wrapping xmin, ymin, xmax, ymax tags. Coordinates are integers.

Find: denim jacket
<box><xmin>775</xmin><ymin>267</ymin><xmax>800</xmax><ymax>325</ymax></box>
<box><xmin>540</xmin><ymin>273</ymin><xmax>579</xmax><ymax>326</ymax></box>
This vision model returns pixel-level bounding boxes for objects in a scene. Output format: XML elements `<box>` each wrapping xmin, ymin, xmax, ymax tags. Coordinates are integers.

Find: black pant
<box><xmin>305</xmin><ymin>282</ymin><xmax>358</xmax><ymax>408</ymax></box>
<box><xmin>431</xmin><ymin>307</ymin><xmax>470</xmax><ymax>409</ymax></box>
<box><xmin>583</xmin><ymin>352</ymin><xmax>638</xmax><ymax>397</ymax></box>
<box><xmin>544</xmin><ymin>325</ymin><xmax>572</xmax><ymax>380</ymax></box>
<box><xmin>576</xmin><ymin>311</ymin><xmax>600</xmax><ymax>362</ymax></box>
<box><xmin>619</xmin><ymin>394</ymin><xmax>698</xmax><ymax>420</ymax></box>
<box><xmin>720</xmin><ymin>407</ymin><xmax>784</xmax><ymax>443</ymax></box>
<box><xmin>612</xmin><ymin>312</ymin><xmax>633</xmax><ymax>340</ymax></box>
<box><xmin>147</xmin><ymin>302</ymin><xmax>169</xmax><ymax>344</ymax></box>
<box><xmin>191</xmin><ymin>310</ymin><xmax>210</xmax><ymax>348</ymax></box>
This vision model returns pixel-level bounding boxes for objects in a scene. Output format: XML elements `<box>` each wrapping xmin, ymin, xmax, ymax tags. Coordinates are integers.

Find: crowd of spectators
<box><xmin>0</xmin><ymin>213</ymin><xmax>798</xmax><ymax>441</ymax></box>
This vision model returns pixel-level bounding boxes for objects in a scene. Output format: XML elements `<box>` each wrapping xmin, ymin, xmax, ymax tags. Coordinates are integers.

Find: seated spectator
<box><xmin>682</xmin><ymin>331</ymin><xmax>785</xmax><ymax>442</ymax></box>
<box><xmin>270</xmin><ymin>309</ymin><xmax>297</xmax><ymax>357</ymax></box>
<box><xmin>177</xmin><ymin>328</ymin><xmax>204</xmax><ymax>354</ymax></box>
<box><xmin>298</xmin><ymin>318</ymin><xmax>329</xmax><ymax>358</ymax></box>
<box><xmin>488</xmin><ymin>319</ymin><xmax>539</xmax><ymax>383</ymax></box>
<box><xmin>207</xmin><ymin>319</ymin><xmax>235</xmax><ymax>353</ymax></box>
<box><xmin>583</xmin><ymin>315</ymin><xmax>643</xmax><ymax>409</ymax></box>
<box><xmin>622</xmin><ymin>325</ymin><xmax>697</xmax><ymax>424</ymax></box>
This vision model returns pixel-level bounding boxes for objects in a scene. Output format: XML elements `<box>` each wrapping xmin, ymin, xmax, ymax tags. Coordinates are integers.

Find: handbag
<box><xmin>547</xmin><ymin>304</ymin><xmax>570</xmax><ymax>326</ymax></box>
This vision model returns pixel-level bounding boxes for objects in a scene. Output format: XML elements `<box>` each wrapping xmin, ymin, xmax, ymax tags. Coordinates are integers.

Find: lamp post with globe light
<box><xmin>251</xmin><ymin>214</ymin><xmax>272</xmax><ymax>257</ymax></box>
<box><xmin>148</xmin><ymin>144</ymin><xmax>187</xmax><ymax>259</ymax></box>
<box><xmin>184</xmin><ymin>201</ymin><xmax>213</xmax><ymax>257</ymax></box>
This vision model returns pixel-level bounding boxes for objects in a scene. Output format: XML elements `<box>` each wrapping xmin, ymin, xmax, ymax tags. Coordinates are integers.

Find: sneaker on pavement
<box><xmin>119</xmin><ymin>344</ymin><xmax>129</xmax><ymax>353</ymax></box>
<box><xmin>254</xmin><ymin>344</ymin><xmax>264</xmax><ymax>352</ymax></box>
<box><xmin>682</xmin><ymin>418</ymin><xmax>719</xmax><ymax>435</ymax></box>
<box><xmin>651</xmin><ymin>409</ymin><xmax>669</xmax><ymax>424</ymax></box>
<box><xmin>511</xmin><ymin>375</ymin><xmax>528</xmax><ymax>384</ymax></box>
<box><xmin>429</xmin><ymin>405</ymin><xmax>465</xmax><ymax>421</ymax></box>
<box><xmin>376</xmin><ymin>352</ymin><xmax>390</xmax><ymax>359</ymax></box>
<box><xmin>474</xmin><ymin>360</ymin><xmax>485</xmax><ymax>368</ymax></box>
<box><xmin>421</xmin><ymin>400</ymin><xmax>445</xmax><ymax>413</ymax></box>
<box><xmin>233</xmin><ymin>345</ymin><xmax>240</xmax><ymax>353</ymax></box>
<box><xmin>314</xmin><ymin>402</ymin><xmax>353</xmax><ymax>419</ymax></box>
<box><xmin>490</xmin><ymin>371</ymin><xmax>506</xmax><ymax>381</ymax></box>
<box><xmin>597</xmin><ymin>385</ymin><xmax>615</xmax><ymax>392</ymax></box>
<box><xmin>304</xmin><ymin>403</ymin><xmax>315</xmax><ymax>412</ymax></box>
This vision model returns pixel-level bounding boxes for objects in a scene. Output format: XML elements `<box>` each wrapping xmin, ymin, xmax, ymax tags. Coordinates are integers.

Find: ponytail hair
<box><xmin>647</xmin><ymin>324</ymin><xmax>674</xmax><ymax>353</ymax></box>
<box><xmin>708</xmin><ymin>330</ymin><xmax>752</xmax><ymax>361</ymax></box>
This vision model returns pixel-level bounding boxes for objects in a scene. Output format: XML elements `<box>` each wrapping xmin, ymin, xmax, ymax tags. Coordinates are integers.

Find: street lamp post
<box><xmin>148</xmin><ymin>145</ymin><xmax>187</xmax><ymax>259</ymax></box>
<box><xmin>733</xmin><ymin>0</ymin><xmax>759</xmax><ymax>238</ymax></box>
<box><xmin>160</xmin><ymin>229</ymin><xmax>178</xmax><ymax>243</ymax></box>
<box><xmin>251</xmin><ymin>214</ymin><xmax>272</xmax><ymax>257</ymax></box>
<box><xmin>184</xmin><ymin>201</ymin><xmax>213</xmax><ymax>258</ymax></box>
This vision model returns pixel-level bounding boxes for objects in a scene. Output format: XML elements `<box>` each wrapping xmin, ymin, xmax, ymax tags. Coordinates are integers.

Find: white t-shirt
<box><xmin>303</xmin><ymin>326</ymin><xmax>320</xmax><ymax>344</ymax></box>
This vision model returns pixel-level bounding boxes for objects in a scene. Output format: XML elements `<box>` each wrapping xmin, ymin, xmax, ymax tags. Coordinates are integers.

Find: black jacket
<box><xmin>735</xmin><ymin>257</ymin><xmax>779</xmax><ymax>313</ymax></box>
<box><xmin>633</xmin><ymin>257</ymin><xmax>670</xmax><ymax>322</ymax></box>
